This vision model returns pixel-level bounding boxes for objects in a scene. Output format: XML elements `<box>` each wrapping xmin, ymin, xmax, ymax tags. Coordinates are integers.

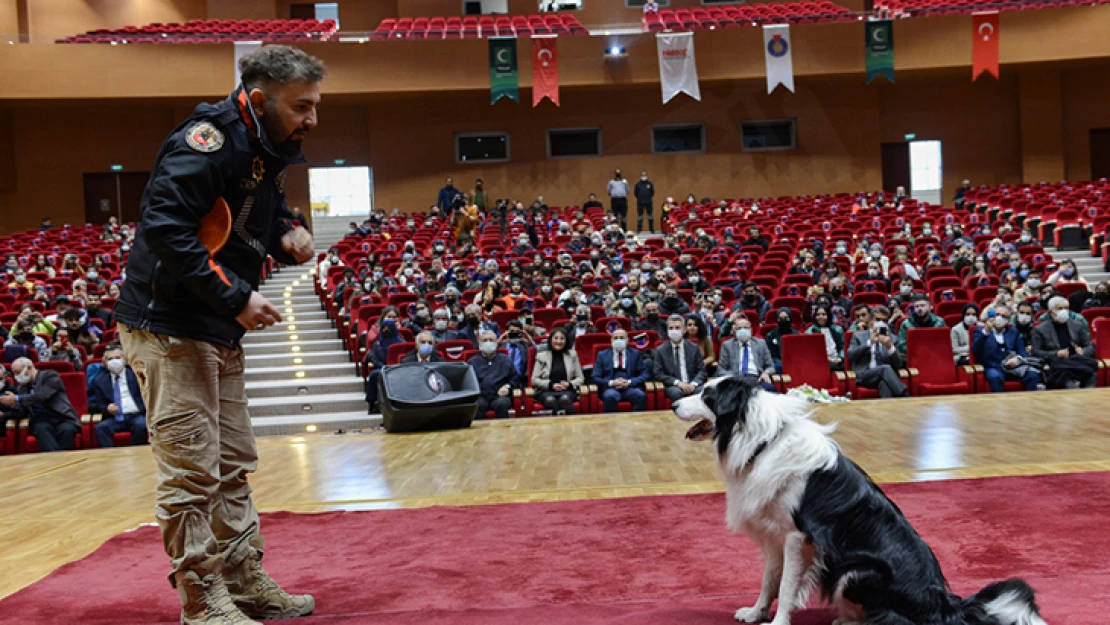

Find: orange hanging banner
<box><xmin>972</xmin><ymin>12</ymin><xmax>999</xmax><ymax>81</ymax></box>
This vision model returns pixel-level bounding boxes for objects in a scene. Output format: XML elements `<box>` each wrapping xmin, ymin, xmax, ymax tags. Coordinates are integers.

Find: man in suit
<box><xmin>971</xmin><ymin>305</ymin><xmax>1042</xmax><ymax>392</ymax></box>
<box><xmin>401</xmin><ymin>331</ymin><xmax>443</xmax><ymax>364</ymax></box>
<box><xmin>717</xmin><ymin>318</ymin><xmax>777</xmax><ymax>393</ymax></box>
<box><xmin>91</xmin><ymin>343</ymin><xmax>148</xmax><ymax>447</ymax></box>
<box><xmin>592</xmin><ymin>329</ymin><xmax>649</xmax><ymax>413</ymax></box>
<box><xmin>1031</xmin><ymin>296</ymin><xmax>1098</xmax><ymax>389</ymax></box>
<box><xmin>467</xmin><ymin>330</ymin><xmax>518</xmax><ymax>419</ymax></box>
<box><xmin>846</xmin><ymin>319</ymin><xmax>908</xmax><ymax>398</ymax></box>
<box><xmin>654</xmin><ymin>315</ymin><xmax>708</xmax><ymax>404</ymax></box>
<box><xmin>456</xmin><ymin>304</ymin><xmax>502</xmax><ymax>349</ymax></box>
<box><xmin>0</xmin><ymin>358</ymin><xmax>81</xmax><ymax>451</ymax></box>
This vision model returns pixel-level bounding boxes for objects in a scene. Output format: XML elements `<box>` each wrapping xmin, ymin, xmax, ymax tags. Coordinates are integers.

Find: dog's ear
<box><xmin>712</xmin><ymin>377</ymin><xmax>757</xmax><ymax>456</ymax></box>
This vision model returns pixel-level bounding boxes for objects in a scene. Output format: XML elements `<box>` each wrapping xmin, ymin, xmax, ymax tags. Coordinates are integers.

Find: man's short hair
<box><xmin>742</xmin><ymin>281</ymin><xmax>758</xmax><ymax>291</ymax></box>
<box><xmin>667</xmin><ymin>315</ymin><xmax>685</xmax><ymax>326</ymax></box>
<box><xmin>871</xmin><ymin>306</ymin><xmax>891</xmax><ymax>318</ymax></box>
<box><xmin>1048</xmin><ymin>296</ymin><xmax>1069</xmax><ymax>311</ymax></box>
<box><xmin>912</xmin><ymin>294</ymin><xmax>930</xmax><ymax>304</ymax></box>
<box><xmin>62</xmin><ymin>308</ymin><xmax>83</xmax><ymax>322</ymax></box>
<box><xmin>238</xmin><ymin>45</ymin><xmax>326</xmax><ymax>92</ymax></box>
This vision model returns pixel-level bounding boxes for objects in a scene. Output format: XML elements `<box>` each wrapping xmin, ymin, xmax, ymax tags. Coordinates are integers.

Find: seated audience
<box><xmin>429</xmin><ymin>308</ymin><xmax>459</xmax><ymax>343</ymax></box>
<box><xmin>0</xmin><ymin>358</ymin><xmax>81</xmax><ymax>452</ymax></box>
<box><xmin>1082</xmin><ymin>281</ymin><xmax>1110</xmax><ymax>310</ymax></box>
<box><xmin>654</xmin><ymin>315</ymin><xmax>707</xmax><ymax>404</ymax></box>
<box><xmin>90</xmin><ymin>344</ymin><xmax>148</xmax><ymax>447</ymax></box>
<box><xmin>763</xmin><ymin>307</ymin><xmax>796</xmax><ymax>373</ymax></box>
<box><xmin>1032</xmin><ymin>297</ymin><xmax>1098</xmax><ymax>389</ymax></box>
<box><xmin>500</xmin><ymin>319</ymin><xmax>533</xmax><ymax>379</ymax></box>
<box><xmin>531</xmin><ymin>328</ymin><xmax>584</xmax><ymax>415</ymax></box>
<box><xmin>45</xmin><ymin>328</ymin><xmax>84</xmax><ymax>371</ymax></box>
<box><xmin>735</xmin><ymin>281</ymin><xmax>771</xmax><ymax>320</ymax></box>
<box><xmin>363</xmin><ymin>310</ymin><xmax>403</xmax><ymax>412</ymax></box>
<box><xmin>685</xmin><ymin>314</ymin><xmax>716</xmax><ymax>370</ymax></box>
<box><xmin>716</xmin><ymin>318</ymin><xmax>776</xmax><ymax>393</ymax></box>
<box><xmin>846</xmin><ymin>317</ymin><xmax>908</xmax><ymax>399</ymax></box>
<box><xmin>897</xmin><ymin>295</ymin><xmax>945</xmax><ymax>353</ymax></box>
<box><xmin>971</xmin><ymin>305</ymin><xmax>1042</xmax><ymax>393</ymax></box>
<box><xmin>84</xmin><ymin>292</ymin><xmax>114</xmax><ymax>327</ymax></box>
<box><xmin>950</xmin><ymin>303</ymin><xmax>981</xmax><ymax>366</ymax></box>
<box><xmin>401</xmin><ymin>331</ymin><xmax>442</xmax><ymax>364</ymax></box>
<box><xmin>806</xmin><ymin>304</ymin><xmax>844</xmax><ymax>371</ymax></box>
<box><xmin>467</xmin><ymin>330</ymin><xmax>519</xmax><ymax>419</ymax></box>
<box><xmin>5</xmin><ymin>321</ymin><xmax>49</xmax><ymax>361</ymax></box>
<box><xmin>61</xmin><ymin>308</ymin><xmax>99</xmax><ymax>352</ymax></box>
<box><xmin>592</xmin><ymin>329</ymin><xmax>648</xmax><ymax>413</ymax></box>
<box><xmin>1046</xmin><ymin>260</ymin><xmax>1087</xmax><ymax>288</ymax></box>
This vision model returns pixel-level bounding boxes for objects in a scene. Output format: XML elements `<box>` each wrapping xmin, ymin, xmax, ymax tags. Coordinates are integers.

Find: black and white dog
<box><xmin>674</xmin><ymin>376</ymin><xmax>1047</xmax><ymax>625</ymax></box>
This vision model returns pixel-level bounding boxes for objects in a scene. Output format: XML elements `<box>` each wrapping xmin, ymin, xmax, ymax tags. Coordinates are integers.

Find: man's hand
<box><xmin>553</xmin><ymin>381</ymin><xmax>568</xmax><ymax>392</ymax></box>
<box><xmin>236</xmin><ymin>292</ymin><xmax>283</xmax><ymax>331</ymax></box>
<box><xmin>281</xmin><ymin>227</ymin><xmax>315</xmax><ymax>264</ymax></box>
<box><xmin>498</xmin><ymin>385</ymin><xmax>510</xmax><ymax>397</ymax></box>
<box><xmin>1004</xmin><ymin>357</ymin><xmax>1020</xmax><ymax>368</ymax></box>
<box><xmin>0</xmin><ymin>393</ymin><xmax>16</xmax><ymax>407</ymax></box>
<box><xmin>1056</xmin><ymin>348</ymin><xmax>1070</xmax><ymax>358</ymax></box>
<box><xmin>107</xmin><ymin>403</ymin><xmax>120</xmax><ymax>415</ymax></box>
<box><xmin>759</xmin><ymin>373</ymin><xmax>772</xmax><ymax>385</ymax></box>
<box><xmin>678</xmin><ymin>382</ymin><xmax>696</xmax><ymax>394</ymax></box>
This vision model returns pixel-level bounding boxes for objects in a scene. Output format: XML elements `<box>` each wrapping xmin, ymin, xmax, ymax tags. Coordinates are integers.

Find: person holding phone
<box><xmin>45</xmin><ymin>328</ymin><xmax>84</xmax><ymax>371</ymax></box>
<box><xmin>846</xmin><ymin>309</ymin><xmax>908</xmax><ymax>398</ymax></box>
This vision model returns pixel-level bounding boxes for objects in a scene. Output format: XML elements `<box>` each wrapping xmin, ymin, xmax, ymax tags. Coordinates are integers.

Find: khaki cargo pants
<box><xmin>119</xmin><ymin>324</ymin><xmax>261</xmax><ymax>585</ymax></box>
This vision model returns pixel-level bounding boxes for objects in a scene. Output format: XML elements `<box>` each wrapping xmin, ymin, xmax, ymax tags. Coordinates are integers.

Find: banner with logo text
<box><xmin>532</xmin><ymin>36</ymin><xmax>559</xmax><ymax>107</ymax></box>
<box><xmin>489</xmin><ymin>38</ymin><xmax>519</xmax><ymax>104</ymax></box>
<box><xmin>656</xmin><ymin>32</ymin><xmax>701</xmax><ymax>104</ymax></box>
<box><xmin>763</xmin><ymin>25</ymin><xmax>794</xmax><ymax>94</ymax></box>
<box><xmin>865</xmin><ymin>20</ymin><xmax>895</xmax><ymax>84</ymax></box>
<box><xmin>972</xmin><ymin>12</ymin><xmax>999</xmax><ymax>81</ymax></box>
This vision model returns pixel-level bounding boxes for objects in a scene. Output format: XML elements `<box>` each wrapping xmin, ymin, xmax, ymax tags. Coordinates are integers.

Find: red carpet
<box><xmin>2</xmin><ymin>472</ymin><xmax>1106</xmax><ymax>625</ymax></box>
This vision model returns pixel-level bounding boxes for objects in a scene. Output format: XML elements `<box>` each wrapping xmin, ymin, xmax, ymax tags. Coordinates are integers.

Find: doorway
<box><xmin>83</xmin><ymin>172</ymin><xmax>149</xmax><ymax>225</ymax></box>
<box><xmin>1091</xmin><ymin>128</ymin><xmax>1110</xmax><ymax>179</ymax></box>
<box><xmin>881</xmin><ymin>140</ymin><xmax>943</xmax><ymax>205</ymax></box>
<box><xmin>308</xmin><ymin>166</ymin><xmax>373</xmax><ymax>217</ymax></box>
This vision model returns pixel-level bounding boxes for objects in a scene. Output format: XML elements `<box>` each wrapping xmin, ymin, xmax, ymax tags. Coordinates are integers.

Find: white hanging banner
<box><xmin>234</xmin><ymin>41</ymin><xmax>262</xmax><ymax>86</ymax></box>
<box><xmin>762</xmin><ymin>25</ymin><xmax>794</xmax><ymax>94</ymax></box>
<box><xmin>656</xmin><ymin>32</ymin><xmax>701</xmax><ymax>104</ymax></box>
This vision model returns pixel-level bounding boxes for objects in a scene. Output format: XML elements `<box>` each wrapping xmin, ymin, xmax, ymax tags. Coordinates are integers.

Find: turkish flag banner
<box><xmin>532</xmin><ymin>36</ymin><xmax>559</xmax><ymax>107</ymax></box>
<box><xmin>972</xmin><ymin>12</ymin><xmax>999</xmax><ymax>81</ymax></box>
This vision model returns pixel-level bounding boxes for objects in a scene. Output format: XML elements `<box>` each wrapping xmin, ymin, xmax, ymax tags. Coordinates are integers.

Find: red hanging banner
<box><xmin>532</xmin><ymin>36</ymin><xmax>559</xmax><ymax>107</ymax></box>
<box><xmin>972</xmin><ymin>12</ymin><xmax>999</xmax><ymax>81</ymax></box>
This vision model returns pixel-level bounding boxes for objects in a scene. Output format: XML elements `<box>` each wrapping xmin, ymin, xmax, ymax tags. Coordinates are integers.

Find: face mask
<box><xmin>736</xmin><ymin>328</ymin><xmax>752</xmax><ymax>342</ymax></box>
<box><xmin>1018</xmin><ymin>269</ymin><xmax>1030</xmax><ymax>280</ymax></box>
<box><xmin>713</xmin><ymin>295</ymin><xmax>722</xmax><ymax>305</ymax></box>
<box><xmin>14</xmin><ymin>275</ymin><xmax>25</xmax><ymax>283</ymax></box>
<box><xmin>646</xmin><ymin>313</ymin><xmax>659</xmax><ymax>323</ymax></box>
<box><xmin>120</xmin><ymin>245</ymin><xmax>130</xmax><ymax>253</ymax></box>
<box><xmin>835</xmin><ymin>246</ymin><xmax>847</xmax><ymax>256</ymax></box>
<box><xmin>480</xmin><ymin>341</ymin><xmax>498</xmax><ymax>355</ymax></box>
<box><xmin>777</xmin><ymin>318</ymin><xmax>791</xmax><ymax>331</ymax></box>
<box><xmin>14</xmin><ymin>371</ymin><xmax>31</xmax><ymax>385</ymax></box>
<box><xmin>964</xmin><ymin>314</ymin><xmax>978</xmax><ymax>327</ymax></box>
<box><xmin>1063</xmin><ymin>268</ymin><xmax>1075</xmax><ymax>278</ymax></box>
<box><xmin>992</xmin><ymin>316</ymin><xmax>1008</xmax><ymax>329</ymax></box>
<box><xmin>87</xmin><ymin>271</ymin><xmax>97</xmax><ymax>279</ymax></box>
<box><xmin>1097</xmin><ymin>291</ymin><xmax>1109</xmax><ymax>300</ymax></box>
<box><xmin>403</xmin><ymin>268</ymin><xmax>414</xmax><ymax>277</ymax></box>
<box><xmin>744</xmin><ymin>294</ymin><xmax>756</xmax><ymax>303</ymax></box>
<box><xmin>668</xmin><ymin>329</ymin><xmax>684</xmax><ymax>343</ymax></box>
<box><xmin>373</xmin><ymin>271</ymin><xmax>383</xmax><ymax>280</ymax></box>
<box><xmin>1026</xmin><ymin>279</ymin><xmax>1041</xmax><ymax>289</ymax></box>
<box><xmin>611</xmin><ymin>339</ymin><xmax>627</xmax><ymax>352</ymax></box>
<box><xmin>105</xmin><ymin>358</ymin><xmax>125</xmax><ymax>374</ymax></box>
<box><xmin>900</xmin><ymin>285</ymin><xmax>912</xmax><ymax>296</ymax></box>
<box><xmin>1017</xmin><ymin>313</ymin><xmax>1032</xmax><ymax>325</ymax></box>
<box><xmin>1021</xmin><ymin>235</ymin><xmax>1031</xmax><ymax>243</ymax></box>
<box><xmin>922</xmin><ymin>229</ymin><xmax>933</xmax><ymax>236</ymax></box>
<box><xmin>665</xmin><ymin>297</ymin><xmax>680</xmax><ymax>308</ymax></box>
<box><xmin>1054</xmin><ymin>309</ymin><xmax>1070</xmax><ymax>323</ymax></box>
<box><xmin>868</xmin><ymin>270</ymin><xmax>879</xmax><ymax>278</ymax></box>
<box><xmin>434</xmin><ymin>320</ymin><xmax>448</xmax><ymax>332</ymax></box>
<box><xmin>621</xmin><ymin>298</ymin><xmax>634</xmax><ymax>309</ymax></box>
<box><xmin>831</xmin><ymin>288</ymin><xmax>842</xmax><ymax>297</ymax></box>
<box><xmin>381</xmin><ymin>320</ymin><xmax>397</xmax><ymax>335</ymax></box>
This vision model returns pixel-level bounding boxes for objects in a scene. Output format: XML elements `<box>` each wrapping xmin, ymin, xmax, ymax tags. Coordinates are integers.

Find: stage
<box><xmin>1</xmin><ymin>389</ymin><xmax>1108</xmax><ymax>621</ymax></box>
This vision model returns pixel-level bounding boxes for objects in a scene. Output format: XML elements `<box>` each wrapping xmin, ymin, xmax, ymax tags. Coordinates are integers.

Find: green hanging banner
<box><xmin>489</xmin><ymin>38</ymin><xmax>519</xmax><ymax>104</ymax></box>
<box><xmin>865</xmin><ymin>20</ymin><xmax>895</xmax><ymax>84</ymax></box>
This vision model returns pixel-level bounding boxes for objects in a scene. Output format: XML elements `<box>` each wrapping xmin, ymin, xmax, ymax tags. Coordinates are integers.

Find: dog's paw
<box><xmin>734</xmin><ymin>606</ymin><xmax>770</xmax><ymax>623</ymax></box>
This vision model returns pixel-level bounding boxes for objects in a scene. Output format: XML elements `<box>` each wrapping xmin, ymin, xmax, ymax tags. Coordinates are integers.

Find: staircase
<box><xmin>243</xmin><ymin>215</ymin><xmax>379</xmax><ymax>436</ymax></box>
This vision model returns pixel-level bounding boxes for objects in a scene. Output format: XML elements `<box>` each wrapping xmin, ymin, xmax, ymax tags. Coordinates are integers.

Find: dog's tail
<box><xmin>962</xmin><ymin>578</ymin><xmax>1047</xmax><ymax>625</ymax></box>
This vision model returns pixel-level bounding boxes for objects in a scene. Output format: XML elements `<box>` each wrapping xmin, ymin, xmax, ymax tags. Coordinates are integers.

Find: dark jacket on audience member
<box><xmin>467</xmin><ymin>352</ymin><xmax>519</xmax><ymax>398</ymax></box>
<box><xmin>971</xmin><ymin>326</ymin><xmax>1028</xmax><ymax>370</ymax></box>
<box><xmin>15</xmin><ymin>369</ymin><xmax>80</xmax><ymax>425</ymax></box>
<box><xmin>592</xmin><ymin>348</ymin><xmax>650</xmax><ymax>389</ymax></box>
<box><xmin>401</xmin><ymin>350</ymin><xmax>444</xmax><ymax>364</ymax></box>
<box><xmin>653</xmin><ymin>340</ymin><xmax>707</xmax><ymax>388</ymax></box>
<box><xmin>89</xmin><ymin>366</ymin><xmax>147</xmax><ymax>416</ymax></box>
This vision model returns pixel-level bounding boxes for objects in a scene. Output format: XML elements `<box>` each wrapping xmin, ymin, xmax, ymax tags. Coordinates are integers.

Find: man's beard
<box><xmin>276</xmin><ymin>134</ymin><xmax>305</xmax><ymax>157</ymax></box>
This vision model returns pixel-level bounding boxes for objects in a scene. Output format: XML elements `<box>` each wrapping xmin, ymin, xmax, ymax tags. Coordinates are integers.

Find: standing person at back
<box><xmin>113</xmin><ymin>45</ymin><xmax>322</xmax><ymax>625</ymax></box>
<box><xmin>634</xmin><ymin>170</ymin><xmax>656</xmax><ymax>233</ymax></box>
<box><xmin>606</xmin><ymin>169</ymin><xmax>630</xmax><ymax>230</ymax></box>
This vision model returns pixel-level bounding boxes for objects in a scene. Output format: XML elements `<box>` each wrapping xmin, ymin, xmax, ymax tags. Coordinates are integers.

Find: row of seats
<box><xmin>644</xmin><ymin>3</ymin><xmax>856</xmax><ymax>30</ymax></box>
<box><xmin>56</xmin><ymin>18</ymin><xmax>338</xmax><ymax>44</ymax></box>
<box><xmin>873</xmin><ymin>0</ymin><xmax>1110</xmax><ymax>17</ymax></box>
<box><xmin>370</xmin><ymin>14</ymin><xmax>587</xmax><ymax>41</ymax></box>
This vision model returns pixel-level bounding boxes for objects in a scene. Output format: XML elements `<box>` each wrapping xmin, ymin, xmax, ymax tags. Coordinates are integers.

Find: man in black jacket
<box><xmin>634</xmin><ymin>170</ymin><xmax>656</xmax><ymax>233</ymax></box>
<box><xmin>113</xmin><ymin>45</ymin><xmax>319</xmax><ymax>624</ymax></box>
<box><xmin>0</xmin><ymin>358</ymin><xmax>81</xmax><ymax>452</ymax></box>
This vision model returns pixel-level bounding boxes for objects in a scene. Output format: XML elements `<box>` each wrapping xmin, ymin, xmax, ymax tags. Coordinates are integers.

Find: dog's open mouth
<box><xmin>685</xmin><ymin>419</ymin><xmax>714</xmax><ymax>440</ymax></box>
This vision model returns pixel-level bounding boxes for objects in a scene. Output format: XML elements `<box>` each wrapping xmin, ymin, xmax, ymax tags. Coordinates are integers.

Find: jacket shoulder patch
<box><xmin>185</xmin><ymin>122</ymin><xmax>225</xmax><ymax>153</ymax></box>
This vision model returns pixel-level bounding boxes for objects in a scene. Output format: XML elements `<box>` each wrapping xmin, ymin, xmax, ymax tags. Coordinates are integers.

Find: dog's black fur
<box><xmin>706</xmin><ymin>377</ymin><xmax>1044</xmax><ymax>625</ymax></box>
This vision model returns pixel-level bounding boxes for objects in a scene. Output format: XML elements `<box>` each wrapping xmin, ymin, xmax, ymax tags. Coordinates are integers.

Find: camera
<box><xmin>877</xmin><ymin>326</ymin><xmax>889</xmax><ymax>336</ymax></box>
<box><xmin>509</xmin><ymin>330</ymin><xmax>522</xmax><ymax>340</ymax></box>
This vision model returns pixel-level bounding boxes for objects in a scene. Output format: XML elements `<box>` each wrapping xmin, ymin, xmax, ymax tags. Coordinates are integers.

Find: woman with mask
<box><xmin>1083</xmin><ymin>281</ymin><xmax>1110</xmax><ymax>311</ymax></box>
<box><xmin>363</xmin><ymin>308</ymin><xmax>404</xmax><ymax>413</ymax></box>
<box><xmin>950</xmin><ymin>303</ymin><xmax>981</xmax><ymax>366</ymax></box>
<box><xmin>763</xmin><ymin>307</ymin><xmax>796</xmax><ymax>374</ymax></box>
<box><xmin>963</xmin><ymin>255</ymin><xmax>991</xmax><ymax>288</ymax></box>
<box><xmin>531</xmin><ymin>328</ymin><xmax>585</xmax><ymax>416</ymax></box>
<box><xmin>1046</xmin><ymin>259</ymin><xmax>1088</xmax><ymax>288</ymax></box>
<box><xmin>805</xmin><ymin>304</ymin><xmax>845</xmax><ymax>371</ymax></box>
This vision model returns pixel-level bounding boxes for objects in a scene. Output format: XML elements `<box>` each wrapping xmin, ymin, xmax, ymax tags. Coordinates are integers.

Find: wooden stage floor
<box><xmin>2</xmin><ymin>388</ymin><xmax>1109</xmax><ymax>600</ymax></box>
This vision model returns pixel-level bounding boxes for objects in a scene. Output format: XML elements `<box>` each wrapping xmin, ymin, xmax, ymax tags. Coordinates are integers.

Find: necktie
<box><xmin>675</xmin><ymin>345</ymin><xmax>688</xmax><ymax>383</ymax></box>
<box><xmin>741</xmin><ymin>344</ymin><xmax>750</xmax><ymax>375</ymax></box>
<box><xmin>113</xmin><ymin>375</ymin><xmax>124</xmax><ymax>422</ymax></box>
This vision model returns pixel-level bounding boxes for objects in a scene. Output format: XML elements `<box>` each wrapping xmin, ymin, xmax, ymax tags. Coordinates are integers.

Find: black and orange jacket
<box><xmin>115</xmin><ymin>84</ymin><xmax>302</xmax><ymax>348</ymax></box>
